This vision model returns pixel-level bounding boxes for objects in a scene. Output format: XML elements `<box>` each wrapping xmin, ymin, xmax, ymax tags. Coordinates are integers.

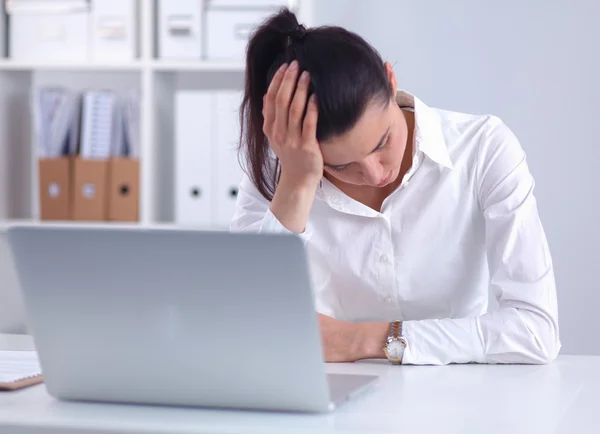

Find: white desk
<box><xmin>1</xmin><ymin>334</ymin><xmax>598</xmax><ymax>434</ymax></box>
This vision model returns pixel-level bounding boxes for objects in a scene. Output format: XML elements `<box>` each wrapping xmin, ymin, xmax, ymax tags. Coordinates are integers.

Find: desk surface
<box><xmin>0</xmin><ymin>334</ymin><xmax>598</xmax><ymax>434</ymax></box>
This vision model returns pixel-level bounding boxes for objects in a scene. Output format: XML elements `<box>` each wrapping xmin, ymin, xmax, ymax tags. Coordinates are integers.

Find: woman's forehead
<box><xmin>320</xmin><ymin>101</ymin><xmax>392</xmax><ymax>166</ymax></box>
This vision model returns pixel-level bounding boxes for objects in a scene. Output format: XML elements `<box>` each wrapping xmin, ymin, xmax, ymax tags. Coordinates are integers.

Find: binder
<box><xmin>175</xmin><ymin>91</ymin><xmax>213</xmax><ymax>226</ymax></box>
<box><xmin>91</xmin><ymin>0</ymin><xmax>138</xmax><ymax>61</ymax></box>
<box><xmin>215</xmin><ymin>91</ymin><xmax>244</xmax><ymax>228</ymax></box>
<box><xmin>158</xmin><ymin>0</ymin><xmax>203</xmax><ymax>60</ymax></box>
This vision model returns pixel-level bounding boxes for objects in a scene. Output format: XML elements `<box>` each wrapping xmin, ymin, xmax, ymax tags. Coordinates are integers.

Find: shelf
<box><xmin>0</xmin><ymin>219</ymin><xmax>150</xmax><ymax>232</ymax></box>
<box><xmin>0</xmin><ymin>60</ymin><xmax>145</xmax><ymax>72</ymax></box>
<box><xmin>0</xmin><ymin>60</ymin><xmax>246</xmax><ymax>73</ymax></box>
<box><xmin>150</xmin><ymin>60</ymin><xmax>246</xmax><ymax>72</ymax></box>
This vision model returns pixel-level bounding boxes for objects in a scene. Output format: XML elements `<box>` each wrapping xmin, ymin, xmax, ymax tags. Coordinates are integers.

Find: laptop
<box><xmin>7</xmin><ymin>224</ymin><xmax>378</xmax><ymax>413</ymax></box>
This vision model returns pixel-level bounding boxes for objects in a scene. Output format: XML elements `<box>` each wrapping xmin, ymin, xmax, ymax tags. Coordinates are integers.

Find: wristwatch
<box><xmin>383</xmin><ymin>320</ymin><xmax>407</xmax><ymax>364</ymax></box>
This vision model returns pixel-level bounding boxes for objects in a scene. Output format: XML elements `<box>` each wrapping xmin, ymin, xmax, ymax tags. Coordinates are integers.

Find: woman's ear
<box><xmin>384</xmin><ymin>62</ymin><xmax>398</xmax><ymax>95</ymax></box>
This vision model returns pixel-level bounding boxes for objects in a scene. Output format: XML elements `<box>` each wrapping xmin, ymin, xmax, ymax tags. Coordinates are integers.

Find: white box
<box><xmin>7</xmin><ymin>0</ymin><xmax>91</xmax><ymax>61</ymax></box>
<box><xmin>205</xmin><ymin>9</ymin><xmax>273</xmax><ymax>61</ymax></box>
<box><xmin>158</xmin><ymin>0</ymin><xmax>203</xmax><ymax>60</ymax></box>
<box><xmin>205</xmin><ymin>0</ymin><xmax>295</xmax><ymax>8</ymax></box>
<box><xmin>91</xmin><ymin>0</ymin><xmax>138</xmax><ymax>61</ymax></box>
<box><xmin>175</xmin><ymin>91</ymin><xmax>213</xmax><ymax>226</ymax></box>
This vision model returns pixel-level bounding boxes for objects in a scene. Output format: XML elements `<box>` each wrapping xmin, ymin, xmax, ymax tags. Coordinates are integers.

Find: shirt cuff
<box><xmin>402</xmin><ymin>317</ymin><xmax>487</xmax><ymax>365</ymax></box>
<box><xmin>259</xmin><ymin>208</ymin><xmax>313</xmax><ymax>244</ymax></box>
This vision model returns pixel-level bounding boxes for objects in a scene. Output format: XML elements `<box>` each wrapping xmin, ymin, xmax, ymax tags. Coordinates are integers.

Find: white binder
<box><xmin>91</xmin><ymin>0</ymin><xmax>138</xmax><ymax>61</ymax></box>
<box><xmin>158</xmin><ymin>0</ymin><xmax>203</xmax><ymax>60</ymax></box>
<box><xmin>214</xmin><ymin>91</ymin><xmax>244</xmax><ymax>228</ymax></box>
<box><xmin>80</xmin><ymin>89</ymin><xmax>116</xmax><ymax>160</ymax></box>
<box><xmin>175</xmin><ymin>91</ymin><xmax>213</xmax><ymax>226</ymax></box>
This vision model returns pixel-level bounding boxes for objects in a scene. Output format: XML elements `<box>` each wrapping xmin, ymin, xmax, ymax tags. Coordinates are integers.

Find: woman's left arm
<box><xmin>354</xmin><ymin>119</ymin><xmax>561</xmax><ymax>365</ymax></box>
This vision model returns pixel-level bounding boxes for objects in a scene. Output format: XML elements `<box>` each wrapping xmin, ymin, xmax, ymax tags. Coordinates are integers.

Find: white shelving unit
<box><xmin>0</xmin><ymin>0</ymin><xmax>314</xmax><ymax>230</ymax></box>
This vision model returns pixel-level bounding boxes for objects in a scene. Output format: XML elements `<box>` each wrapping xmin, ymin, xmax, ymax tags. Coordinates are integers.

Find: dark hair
<box><xmin>240</xmin><ymin>8</ymin><xmax>393</xmax><ymax>201</ymax></box>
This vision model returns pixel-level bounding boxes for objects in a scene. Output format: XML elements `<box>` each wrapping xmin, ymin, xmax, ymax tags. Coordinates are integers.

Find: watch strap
<box><xmin>383</xmin><ymin>320</ymin><xmax>406</xmax><ymax>364</ymax></box>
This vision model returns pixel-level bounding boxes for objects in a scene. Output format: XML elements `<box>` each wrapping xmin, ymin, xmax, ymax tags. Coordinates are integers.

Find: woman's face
<box><xmin>320</xmin><ymin>97</ymin><xmax>411</xmax><ymax>189</ymax></box>
<box><xmin>319</xmin><ymin>63</ymin><xmax>411</xmax><ymax>189</ymax></box>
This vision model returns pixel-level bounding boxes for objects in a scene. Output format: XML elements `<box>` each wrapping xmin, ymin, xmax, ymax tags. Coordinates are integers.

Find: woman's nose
<box><xmin>360</xmin><ymin>157</ymin><xmax>384</xmax><ymax>186</ymax></box>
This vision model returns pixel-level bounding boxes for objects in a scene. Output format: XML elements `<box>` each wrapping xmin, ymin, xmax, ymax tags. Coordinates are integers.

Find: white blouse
<box><xmin>231</xmin><ymin>90</ymin><xmax>561</xmax><ymax>365</ymax></box>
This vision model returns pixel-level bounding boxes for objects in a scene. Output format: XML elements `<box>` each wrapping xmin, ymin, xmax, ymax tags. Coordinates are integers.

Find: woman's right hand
<box><xmin>262</xmin><ymin>60</ymin><xmax>322</xmax><ymax>233</ymax></box>
<box><xmin>263</xmin><ymin>60</ymin><xmax>322</xmax><ymax>188</ymax></box>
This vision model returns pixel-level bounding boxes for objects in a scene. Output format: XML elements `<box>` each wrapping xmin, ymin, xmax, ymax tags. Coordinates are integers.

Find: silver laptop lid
<box><xmin>7</xmin><ymin>224</ymin><xmax>332</xmax><ymax>413</ymax></box>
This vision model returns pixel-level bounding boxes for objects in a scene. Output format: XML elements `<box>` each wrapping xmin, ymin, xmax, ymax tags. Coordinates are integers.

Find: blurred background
<box><xmin>0</xmin><ymin>0</ymin><xmax>598</xmax><ymax>357</ymax></box>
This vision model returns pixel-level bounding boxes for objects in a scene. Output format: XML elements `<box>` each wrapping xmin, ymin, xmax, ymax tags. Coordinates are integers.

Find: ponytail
<box><xmin>239</xmin><ymin>8</ymin><xmax>391</xmax><ymax>201</ymax></box>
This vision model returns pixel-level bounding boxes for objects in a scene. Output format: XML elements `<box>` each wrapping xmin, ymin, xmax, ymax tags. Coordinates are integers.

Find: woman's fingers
<box><xmin>273</xmin><ymin>60</ymin><xmax>300</xmax><ymax>145</ymax></box>
<box><xmin>288</xmin><ymin>70</ymin><xmax>311</xmax><ymax>139</ymax></box>
<box><xmin>263</xmin><ymin>63</ymin><xmax>288</xmax><ymax>139</ymax></box>
<box><xmin>302</xmin><ymin>94</ymin><xmax>319</xmax><ymax>147</ymax></box>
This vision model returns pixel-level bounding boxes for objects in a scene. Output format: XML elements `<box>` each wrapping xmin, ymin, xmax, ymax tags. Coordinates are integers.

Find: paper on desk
<box><xmin>0</xmin><ymin>350</ymin><xmax>41</xmax><ymax>384</ymax></box>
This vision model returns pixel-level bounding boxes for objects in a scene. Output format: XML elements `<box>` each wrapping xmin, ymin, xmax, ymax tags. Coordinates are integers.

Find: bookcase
<box><xmin>0</xmin><ymin>0</ymin><xmax>315</xmax><ymax>231</ymax></box>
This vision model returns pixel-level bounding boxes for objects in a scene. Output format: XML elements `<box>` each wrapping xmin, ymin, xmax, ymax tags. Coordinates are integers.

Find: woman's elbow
<box><xmin>525</xmin><ymin>312</ymin><xmax>561</xmax><ymax>365</ymax></box>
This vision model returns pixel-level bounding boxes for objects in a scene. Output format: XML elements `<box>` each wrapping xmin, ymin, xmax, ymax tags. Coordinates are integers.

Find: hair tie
<box><xmin>287</xmin><ymin>23</ymin><xmax>307</xmax><ymax>46</ymax></box>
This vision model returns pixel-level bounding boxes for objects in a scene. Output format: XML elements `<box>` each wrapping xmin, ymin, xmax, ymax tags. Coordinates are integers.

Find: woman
<box><xmin>231</xmin><ymin>8</ymin><xmax>560</xmax><ymax>365</ymax></box>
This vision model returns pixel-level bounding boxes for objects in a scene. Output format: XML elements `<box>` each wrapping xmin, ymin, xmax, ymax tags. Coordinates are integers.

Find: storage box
<box><xmin>38</xmin><ymin>157</ymin><xmax>72</xmax><ymax>220</ymax></box>
<box><xmin>158</xmin><ymin>0</ymin><xmax>203</xmax><ymax>60</ymax></box>
<box><xmin>72</xmin><ymin>158</ymin><xmax>108</xmax><ymax>221</ymax></box>
<box><xmin>7</xmin><ymin>0</ymin><xmax>91</xmax><ymax>61</ymax></box>
<box><xmin>107</xmin><ymin>157</ymin><xmax>139</xmax><ymax>222</ymax></box>
<box><xmin>204</xmin><ymin>9</ymin><xmax>272</xmax><ymax>61</ymax></box>
<box><xmin>91</xmin><ymin>0</ymin><xmax>138</xmax><ymax>61</ymax></box>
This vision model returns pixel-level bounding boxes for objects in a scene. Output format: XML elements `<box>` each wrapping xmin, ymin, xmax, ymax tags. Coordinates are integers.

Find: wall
<box><xmin>313</xmin><ymin>0</ymin><xmax>600</xmax><ymax>355</ymax></box>
<box><xmin>2</xmin><ymin>1</ymin><xmax>599</xmax><ymax>355</ymax></box>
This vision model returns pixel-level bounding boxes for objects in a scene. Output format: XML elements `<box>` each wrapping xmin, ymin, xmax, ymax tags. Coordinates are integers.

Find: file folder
<box><xmin>175</xmin><ymin>91</ymin><xmax>213</xmax><ymax>226</ymax></box>
<box><xmin>215</xmin><ymin>91</ymin><xmax>244</xmax><ymax>228</ymax></box>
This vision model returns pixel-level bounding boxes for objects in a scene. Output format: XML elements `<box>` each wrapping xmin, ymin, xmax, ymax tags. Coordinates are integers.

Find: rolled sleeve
<box><xmin>230</xmin><ymin>174</ymin><xmax>313</xmax><ymax>245</ymax></box>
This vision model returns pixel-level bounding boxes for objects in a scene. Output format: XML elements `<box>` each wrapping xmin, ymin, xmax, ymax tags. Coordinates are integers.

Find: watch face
<box><xmin>387</xmin><ymin>341</ymin><xmax>405</xmax><ymax>359</ymax></box>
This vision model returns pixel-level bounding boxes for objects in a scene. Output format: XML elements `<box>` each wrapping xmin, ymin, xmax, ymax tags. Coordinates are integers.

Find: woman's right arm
<box><xmin>232</xmin><ymin>60</ymin><xmax>322</xmax><ymax>235</ymax></box>
<box><xmin>230</xmin><ymin>173</ymin><xmax>312</xmax><ymax>237</ymax></box>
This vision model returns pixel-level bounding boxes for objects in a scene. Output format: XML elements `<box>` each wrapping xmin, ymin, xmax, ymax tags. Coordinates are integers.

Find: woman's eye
<box><xmin>377</xmin><ymin>136</ymin><xmax>390</xmax><ymax>151</ymax></box>
<box><xmin>331</xmin><ymin>166</ymin><xmax>348</xmax><ymax>172</ymax></box>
